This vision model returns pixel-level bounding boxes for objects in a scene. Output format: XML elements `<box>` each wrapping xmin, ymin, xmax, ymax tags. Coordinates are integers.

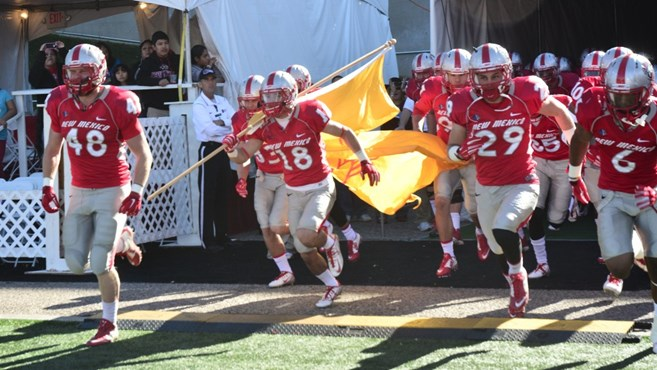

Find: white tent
<box><xmin>0</xmin><ymin>0</ymin><xmax>398</xmax><ymax>105</ymax></box>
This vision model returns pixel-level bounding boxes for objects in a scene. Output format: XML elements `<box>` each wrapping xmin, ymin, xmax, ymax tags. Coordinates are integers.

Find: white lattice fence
<box><xmin>0</xmin><ymin>190</ymin><xmax>47</xmax><ymax>259</ymax></box>
<box><xmin>128</xmin><ymin>116</ymin><xmax>194</xmax><ymax>244</ymax></box>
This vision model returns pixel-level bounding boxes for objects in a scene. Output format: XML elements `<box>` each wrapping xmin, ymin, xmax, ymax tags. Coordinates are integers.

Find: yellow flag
<box><xmin>304</xmin><ymin>51</ymin><xmax>461</xmax><ymax>215</ymax></box>
<box><xmin>303</xmin><ymin>54</ymin><xmax>399</xmax><ymax>132</ymax></box>
<box><xmin>324</xmin><ymin>131</ymin><xmax>461</xmax><ymax>215</ymax></box>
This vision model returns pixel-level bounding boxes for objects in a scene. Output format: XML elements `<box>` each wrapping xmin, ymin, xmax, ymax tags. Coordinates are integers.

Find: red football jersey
<box><xmin>449</xmin><ymin>76</ymin><xmax>548</xmax><ymax>186</ymax></box>
<box><xmin>574</xmin><ymin>86</ymin><xmax>606</xmax><ymax>167</ymax></box>
<box><xmin>232</xmin><ymin>110</ymin><xmax>284</xmax><ymax>174</ymax></box>
<box><xmin>405</xmin><ymin>78</ymin><xmax>422</xmax><ymax>102</ymax></box>
<box><xmin>432</xmin><ymin>90</ymin><xmax>456</xmax><ymax>144</ymax></box>
<box><xmin>577</xmin><ymin>97</ymin><xmax>657</xmax><ymax>193</ymax></box>
<box><xmin>46</xmin><ymin>85</ymin><xmax>142</xmax><ymax>188</ymax></box>
<box><xmin>548</xmin><ymin>71</ymin><xmax>579</xmax><ymax>96</ymax></box>
<box><xmin>530</xmin><ymin>94</ymin><xmax>573</xmax><ymax>161</ymax></box>
<box><xmin>412</xmin><ymin>76</ymin><xmax>445</xmax><ymax>116</ymax></box>
<box><xmin>251</xmin><ymin>100</ymin><xmax>332</xmax><ymax>187</ymax></box>
<box><xmin>570</xmin><ymin>76</ymin><xmax>602</xmax><ymax>103</ymax></box>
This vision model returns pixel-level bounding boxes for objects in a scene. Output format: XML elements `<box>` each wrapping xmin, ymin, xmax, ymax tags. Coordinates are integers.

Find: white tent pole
<box><xmin>430</xmin><ymin>0</ymin><xmax>436</xmax><ymax>56</ymax></box>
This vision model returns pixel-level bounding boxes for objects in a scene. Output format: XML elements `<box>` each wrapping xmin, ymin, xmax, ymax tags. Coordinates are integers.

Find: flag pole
<box><xmin>147</xmin><ymin>39</ymin><xmax>397</xmax><ymax>201</ymax></box>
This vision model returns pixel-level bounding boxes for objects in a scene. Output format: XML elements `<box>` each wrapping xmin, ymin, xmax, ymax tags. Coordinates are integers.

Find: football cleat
<box><xmin>347</xmin><ymin>233</ymin><xmax>361</xmax><ymax>262</ymax></box>
<box><xmin>508</xmin><ymin>268</ymin><xmax>529</xmax><ymax>318</ymax></box>
<box><xmin>115</xmin><ymin>227</ymin><xmax>142</xmax><ymax>267</ymax></box>
<box><xmin>603</xmin><ymin>274</ymin><xmax>623</xmax><ymax>299</ymax></box>
<box><xmin>318</xmin><ymin>221</ymin><xmax>334</xmax><ymax>253</ymax></box>
<box><xmin>476</xmin><ymin>233</ymin><xmax>490</xmax><ymax>261</ymax></box>
<box><xmin>315</xmin><ymin>284</ymin><xmax>342</xmax><ymax>308</ymax></box>
<box><xmin>436</xmin><ymin>253</ymin><xmax>458</xmax><ymax>278</ymax></box>
<box><xmin>325</xmin><ymin>234</ymin><xmax>344</xmax><ymax>277</ymax></box>
<box><xmin>527</xmin><ymin>263</ymin><xmax>551</xmax><ymax>279</ymax></box>
<box><xmin>86</xmin><ymin>318</ymin><xmax>118</xmax><ymax>347</ymax></box>
<box><xmin>268</xmin><ymin>271</ymin><xmax>295</xmax><ymax>288</ymax></box>
<box><xmin>452</xmin><ymin>228</ymin><xmax>464</xmax><ymax>246</ymax></box>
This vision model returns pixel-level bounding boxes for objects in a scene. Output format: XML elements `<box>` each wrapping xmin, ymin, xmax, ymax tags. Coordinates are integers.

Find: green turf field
<box><xmin>0</xmin><ymin>319</ymin><xmax>654</xmax><ymax>369</ymax></box>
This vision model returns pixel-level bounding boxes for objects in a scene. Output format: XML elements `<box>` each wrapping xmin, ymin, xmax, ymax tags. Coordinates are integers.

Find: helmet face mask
<box><xmin>533</xmin><ymin>52</ymin><xmax>559</xmax><ymax>86</ymax></box>
<box><xmin>63</xmin><ymin>44</ymin><xmax>107</xmax><ymax>96</ymax></box>
<box><xmin>411</xmin><ymin>52</ymin><xmax>435</xmax><ymax>83</ymax></box>
<box><xmin>581</xmin><ymin>51</ymin><xmax>604</xmax><ymax>77</ymax></box>
<box><xmin>604</xmin><ymin>54</ymin><xmax>653</xmax><ymax>127</ymax></box>
<box><xmin>238</xmin><ymin>74</ymin><xmax>264</xmax><ymax>117</ymax></box>
<box><xmin>442</xmin><ymin>48</ymin><xmax>471</xmax><ymax>92</ymax></box>
<box><xmin>469</xmin><ymin>43</ymin><xmax>512</xmax><ymax>101</ymax></box>
<box><xmin>261</xmin><ymin>71</ymin><xmax>298</xmax><ymax>117</ymax></box>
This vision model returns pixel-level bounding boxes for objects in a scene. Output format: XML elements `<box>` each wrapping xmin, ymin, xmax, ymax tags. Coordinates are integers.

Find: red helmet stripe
<box><xmin>267</xmin><ymin>73</ymin><xmax>276</xmax><ymax>87</ymax></box>
<box><xmin>416</xmin><ymin>55</ymin><xmax>423</xmax><ymax>69</ymax></box>
<box><xmin>616</xmin><ymin>56</ymin><xmax>629</xmax><ymax>85</ymax></box>
<box><xmin>540</xmin><ymin>53</ymin><xmax>546</xmax><ymax>67</ymax></box>
<box><xmin>481</xmin><ymin>45</ymin><xmax>490</xmax><ymax>64</ymax></box>
<box><xmin>454</xmin><ymin>51</ymin><xmax>461</xmax><ymax>69</ymax></box>
<box><xmin>613</xmin><ymin>47</ymin><xmax>622</xmax><ymax>58</ymax></box>
<box><xmin>245</xmin><ymin>77</ymin><xmax>253</xmax><ymax>95</ymax></box>
<box><xmin>71</xmin><ymin>45</ymin><xmax>82</xmax><ymax>62</ymax></box>
<box><xmin>592</xmin><ymin>53</ymin><xmax>599</xmax><ymax>65</ymax></box>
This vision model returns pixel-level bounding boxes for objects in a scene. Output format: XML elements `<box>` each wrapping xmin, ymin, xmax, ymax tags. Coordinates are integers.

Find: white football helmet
<box><xmin>559</xmin><ymin>57</ymin><xmax>572</xmax><ymax>72</ymax></box>
<box><xmin>604</xmin><ymin>53</ymin><xmax>654</xmax><ymax>127</ymax></box>
<box><xmin>411</xmin><ymin>52</ymin><xmax>434</xmax><ymax>82</ymax></box>
<box><xmin>433</xmin><ymin>52</ymin><xmax>445</xmax><ymax>76</ymax></box>
<box><xmin>261</xmin><ymin>71</ymin><xmax>298</xmax><ymax>117</ymax></box>
<box><xmin>580</xmin><ymin>51</ymin><xmax>604</xmax><ymax>77</ymax></box>
<box><xmin>285</xmin><ymin>64</ymin><xmax>311</xmax><ymax>91</ymax></box>
<box><xmin>238</xmin><ymin>74</ymin><xmax>264</xmax><ymax>116</ymax></box>
<box><xmin>600</xmin><ymin>46</ymin><xmax>633</xmax><ymax>81</ymax></box>
<box><xmin>511</xmin><ymin>51</ymin><xmax>523</xmax><ymax>76</ymax></box>
<box><xmin>441</xmin><ymin>48</ymin><xmax>471</xmax><ymax>92</ymax></box>
<box><xmin>469</xmin><ymin>43</ymin><xmax>512</xmax><ymax>100</ymax></box>
<box><xmin>63</xmin><ymin>43</ymin><xmax>107</xmax><ymax>96</ymax></box>
<box><xmin>533</xmin><ymin>52</ymin><xmax>560</xmax><ymax>85</ymax></box>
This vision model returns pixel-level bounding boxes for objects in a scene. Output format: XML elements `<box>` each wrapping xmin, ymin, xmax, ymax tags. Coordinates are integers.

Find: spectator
<box><xmin>0</xmin><ymin>86</ymin><xmax>17</xmax><ymax>179</ymax></box>
<box><xmin>132</xmin><ymin>39</ymin><xmax>153</xmax><ymax>78</ymax></box>
<box><xmin>192</xmin><ymin>68</ymin><xmax>236</xmax><ymax>249</ymax></box>
<box><xmin>135</xmin><ymin>31</ymin><xmax>180</xmax><ymax>117</ymax></box>
<box><xmin>97</xmin><ymin>41</ymin><xmax>122</xmax><ymax>82</ymax></box>
<box><xmin>110</xmin><ymin>64</ymin><xmax>135</xmax><ymax>86</ymax></box>
<box><xmin>29</xmin><ymin>40</ymin><xmax>65</xmax><ymax>162</ymax></box>
<box><xmin>191</xmin><ymin>44</ymin><xmax>224</xmax><ymax>83</ymax></box>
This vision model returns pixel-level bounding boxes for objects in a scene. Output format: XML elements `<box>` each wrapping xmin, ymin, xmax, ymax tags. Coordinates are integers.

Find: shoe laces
<box><xmin>608</xmin><ymin>274</ymin><xmax>622</xmax><ymax>285</ymax></box>
<box><xmin>96</xmin><ymin>319</ymin><xmax>115</xmax><ymax>337</ymax></box>
<box><xmin>323</xmin><ymin>286</ymin><xmax>339</xmax><ymax>300</ymax></box>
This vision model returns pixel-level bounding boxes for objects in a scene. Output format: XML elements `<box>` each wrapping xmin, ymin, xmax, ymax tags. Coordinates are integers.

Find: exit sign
<box><xmin>47</xmin><ymin>11</ymin><xmax>67</xmax><ymax>29</ymax></box>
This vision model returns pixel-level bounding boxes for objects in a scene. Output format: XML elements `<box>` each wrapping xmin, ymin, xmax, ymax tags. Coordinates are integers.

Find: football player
<box><xmin>425</xmin><ymin>48</ymin><xmax>491</xmax><ymax>278</ymax></box>
<box><xmin>223</xmin><ymin>71</ymin><xmax>380</xmax><ymax>308</ymax></box>
<box><xmin>525</xmin><ymin>94</ymin><xmax>575</xmax><ymax>279</ymax></box>
<box><xmin>285</xmin><ymin>64</ymin><xmax>364</xmax><ymax>263</ymax></box>
<box><xmin>532</xmin><ymin>52</ymin><xmax>579</xmax><ymax>96</ymax></box>
<box><xmin>570</xmin><ymin>53</ymin><xmax>657</xmax><ymax>354</ymax></box>
<box><xmin>399</xmin><ymin>52</ymin><xmax>434</xmax><ymax>131</ymax></box>
<box><xmin>232</xmin><ymin>74</ymin><xmax>296</xmax><ymax>288</ymax></box>
<box><xmin>446</xmin><ymin>43</ymin><xmax>576</xmax><ymax>318</ymax></box>
<box><xmin>41</xmin><ymin>44</ymin><xmax>152</xmax><ymax>346</ymax></box>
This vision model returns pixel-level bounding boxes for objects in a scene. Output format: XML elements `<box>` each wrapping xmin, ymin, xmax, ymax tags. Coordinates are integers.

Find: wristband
<box><xmin>43</xmin><ymin>177</ymin><xmax>54</xmax><ymax>187</ymax></box>
<box><xmin>568</xmin><ymin>164</ymin><xmax>582</xmax><ymax>180</ymax></box>
<box><xmin>354</xmin><ymin>150</ymin><xmax>369</xmax><ymax>162</ymax></box>
<box><xmin>447</xmin><ymin>145</ymin><xmax>464</xmax><ymax>162</ymax></box>
<box><xmin>131</xmin><ymin>183</ymin><xmax>144</xmax><ymax>196</ymax></box>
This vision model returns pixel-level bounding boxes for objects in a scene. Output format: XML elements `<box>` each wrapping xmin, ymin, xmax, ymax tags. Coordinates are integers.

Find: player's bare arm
<box><xmin>568</xmin><ymin>124</ymin><xmax>593</xmax><ymax>168</ymax></box>
<box><xmin>538</xmin><ymin>95</ymin><xmax>576</xmax><ymax>143</ymax></box>
<box><xmin>323</xmin><ymin>120</ymin><xmax>364</xmax><ymax>154</ymax></box>
<box><xmin>225</xmin><ymin>137</ymin><xmax>263</xmax><ymax>164</ymax></box>
<box><xmin>125</xmin><ymin>132</ymin><xmax>153</xmax><ymax>188</ymax></box>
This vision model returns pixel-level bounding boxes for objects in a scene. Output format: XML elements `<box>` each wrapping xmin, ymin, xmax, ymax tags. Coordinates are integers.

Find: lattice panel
<box><xmin>127</xmin><ymin>117</ymin><xmax>195</xmax><ymax>244</ymax></box>
<box><xmin>0</xmin><ymin>190</ymin><xmax>46</xmax><ymax>258</ymax></box>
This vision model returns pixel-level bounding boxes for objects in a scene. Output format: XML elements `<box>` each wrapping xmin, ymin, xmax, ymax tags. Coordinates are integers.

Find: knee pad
<box><xmin>89</xmin><ymin>246</ymin><xmax>113</xmax><ymax>276</ymax></box>
<box><xmin>493</xmin><ymin>228</ymin><xmax>522</xmax><ymax>263</ymax></box>
<box><xmin>65</xmin><ymin>250</ymin><xmax>88</xmax><ymax>275</ymax></box>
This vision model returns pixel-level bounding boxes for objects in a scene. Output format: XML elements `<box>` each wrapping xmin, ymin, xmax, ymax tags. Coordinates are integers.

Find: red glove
<box><xmin>360</xmin><ymin>160</ymin><xmax>380</xmax><ymax>186</ymax></box>
<box><xmin>119</xmin><ymin>192</ymin><xmax>142</xmax><ymax>216</ymax></box>
<box><xmin>41</xmin><ymin>186</ymin><xmax>60</xmax><ymax>213</ymax></box>
<box><xmin>570</xmin><ymin>177</ymin><xmax>590</xmax><ymax>205</ymax></box>
<box><xmin>635</xmin><ymin>185</ymin><xmax>657</xmax><ymax>210</ymax></box>
<box><xmin>457</xmin><ymin>135</ymin><xmax>484</xmax><ymax>161</ymax></box>
<box><xmin>222</xmin><ymin>134</ymin><xmax>239</xmax><ymax>152</ymax></box>
<box><xmin>235</xmin><ymin>178</ymin><xmax>248</xmax><ymax>198</ymax></box>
